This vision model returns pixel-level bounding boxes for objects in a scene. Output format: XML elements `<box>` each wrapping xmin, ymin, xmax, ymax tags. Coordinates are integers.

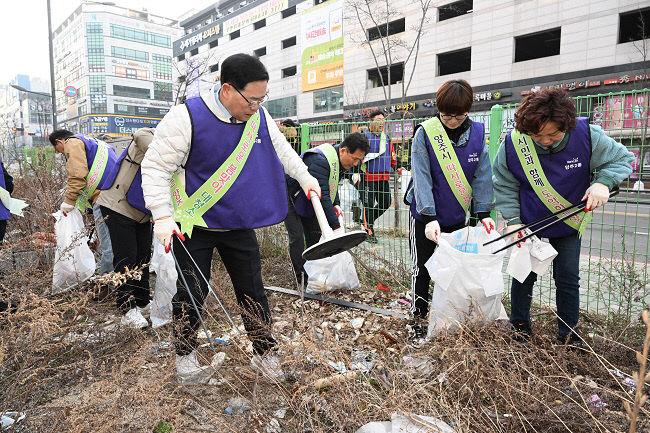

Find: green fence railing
<box><xmin>295</xmin><ymin>88</ymin><xmax>650</xmax><ymax>320</ymax></box>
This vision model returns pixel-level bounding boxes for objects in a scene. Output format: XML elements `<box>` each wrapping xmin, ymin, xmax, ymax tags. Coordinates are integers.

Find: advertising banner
<box><xmin>300</xmin><ymin>0</ymin><xmax>343</xmax><ymax>92</ymax></box>
<box><xmin>223</xmin><ymin>0</ymin><xmax>288</xmax><ymax>34</ymax></box>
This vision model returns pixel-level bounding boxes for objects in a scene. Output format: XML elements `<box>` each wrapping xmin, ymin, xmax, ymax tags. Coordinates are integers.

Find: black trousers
<box><xmin>363</xmin><ymin>180</ymin><xmax>391</xmax><ymax>230</ymax></box>
<box><xmin>284</xmin><ymin>195</ymin><xmax>321</xmax><ymax>284</ymax></box>
<box><xmin>100</xmin><ymin>206</ymin><xmax>152</xmax><ymax>313</ymax></box>
<box><xmin>409</xmin><ymin>215</ymin><xmax>465</xmax><ymax>320</ymax></box>
<box><xmin>172</xmin><ymin>228</ymin><xmax>275</xmax><ymax>356</ymax></box>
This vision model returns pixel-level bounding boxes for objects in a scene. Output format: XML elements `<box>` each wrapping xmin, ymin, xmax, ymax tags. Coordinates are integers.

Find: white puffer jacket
<box><xmin>141</xmin><ymin>84</ymin><xmax>314</xmax><ymax>222</ymax></box>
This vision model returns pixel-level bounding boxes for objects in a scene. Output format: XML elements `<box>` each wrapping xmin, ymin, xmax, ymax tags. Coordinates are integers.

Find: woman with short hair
<box><xmin>404</xmin><ymin>79</ymin><xmax>495</xmax><ymax>339</ymax></box>
<box><xmin>492</xmin><ymin>88</ymin><xmax>634</xmax><ymax>345</ymax></box>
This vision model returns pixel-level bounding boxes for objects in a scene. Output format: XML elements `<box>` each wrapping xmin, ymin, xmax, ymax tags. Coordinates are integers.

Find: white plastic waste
<box><xmin>304</xmin><ymin>250</ymin><xmax>360</xmax><ymax>294</ymax></box>
<box><xmin>52</xmin><ymin>209</ymin><xmax>96</xmax><ymax>294</ymax></box>
<box><xmin>424</xmin><ymin>226</ymin><xmax>509</xmax><ymax>337</ymax></box>
<box><xmin>506</xmin><ymin>233</ymin><xmax>558</xmax><ymax>283</ymax></box>
<box><xmin>355</xmin><ymin>412</ymin><xmax>455</xmax><ymax>433</ymax></box>
<box><xmin>339</xmin><ymin>180</ymin><xmax>360</xmax><ymax>213</ymax></box>
<box><xmin>149</xmin><ymin>238</ymin><xmax>177</xmax><ymax>328</ymax></box>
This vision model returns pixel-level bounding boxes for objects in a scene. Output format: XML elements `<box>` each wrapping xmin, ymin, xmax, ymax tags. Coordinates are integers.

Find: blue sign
<box><xmin>107</xmin><ymin>116</ymin><xmax>161</xmax><ymax>134</ymax></box>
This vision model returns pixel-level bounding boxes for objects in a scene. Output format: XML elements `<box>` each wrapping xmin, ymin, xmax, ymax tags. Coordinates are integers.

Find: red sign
<box><xmin>64</xmin><ymin>86</ymin><xmax>77</xmax><ymax>98</ymax></box>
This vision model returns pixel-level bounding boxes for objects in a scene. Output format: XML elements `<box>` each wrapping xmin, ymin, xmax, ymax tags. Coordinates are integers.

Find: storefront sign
<box><xmin>300</xmin><ymin>0</ymin><xmax>343</xmax><ymax>92</ymax></box>
<box><xmin>223</xmin><ymin>0</ymin><xmax>287</xmax><ymax>34</ymax></box>
<box><xmin>604</xmin><ymin>74</ymin><xmax>650</xmax><ymax>85</ymax></box>
<box><xmin>107</xmin><ymin>115</ymin><xmax>161</xmax><ymax>134</ymax></box>
<box><xmin>178</xmin><ymin>24</ymin><xmax>221</xmax><ymax>51</ymax></box>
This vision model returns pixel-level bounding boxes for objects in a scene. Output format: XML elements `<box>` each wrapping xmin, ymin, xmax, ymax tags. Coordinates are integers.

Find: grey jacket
<box><xmin>96</xmin><ymin>128</ymin><xmax>154</xmax><ymax>223</ymax></box>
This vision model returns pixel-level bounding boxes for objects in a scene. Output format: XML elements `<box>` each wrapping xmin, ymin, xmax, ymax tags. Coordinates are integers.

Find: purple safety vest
<box><xmin>0</xmin><ymin>155</ymin><xmax>10</xmax><ymax>221</ymax></box>
<box><xmin>292</xmin><ymin>146</ymin><xmax>339</xmax><ymax>218</ymax></box>
<box><xmin>505</xmin><ymin>117</ymin><xmax>591</xmax><ymax>238</ymax></box>
<box><xmin>409</xmin><ymin>121</ymin><xmax>485</xmax><ymax>227</ymax></box>
<box><xmin>73</xmin><ymin>134</ymin><xmax>120</xmax><ymax>190</ymax></box>
<box><xmin>184</xmin><ymin>97</ymin><xmax>287</xmax><ymax>229</ymax></box>
<box><xmin>364</xmin><ymin>130</ymin><xmax>392</xmax><ymax>173</ymax></box>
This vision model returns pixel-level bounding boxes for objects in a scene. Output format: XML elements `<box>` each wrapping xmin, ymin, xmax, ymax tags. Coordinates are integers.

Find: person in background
<box><xmin>96</xmin><ymin>129</ymin><xmax>154</xmax><ymax>329</ymax></box>
<box><xmin>492</xmin><ymin>88</ymin><xmax>634</xmax><ymax>346</ymax></box>
<box><xmin>0</xmin><ymin>158</ymin><xmax>14</xmax><ymax>314</ymax></box>
<box><xmin>360</xmin><ymin>110</ymin><xmax>396</xmax><ymax>243</ymax></box>
<box><xmin>141</xmin><ymin>53</ymin><xmax>320</xmax><ymax>385</ymax></box>
<box><xmin>279</xmin><ymin>119</ymin><xmax>300</xmax><ymax>154</ymax></box>
<box><xmin>284</xmin><ymin>132</ymin><xmax>369</xmax><ymax>284</ymax></box>
<box><xmin>404</xmin><ymin>79</ymin><xmax>495</xmax><ymax>340</ymax></box>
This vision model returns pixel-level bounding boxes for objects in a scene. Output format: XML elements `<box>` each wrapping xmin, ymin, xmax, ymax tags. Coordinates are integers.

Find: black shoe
<box><xmin>408</xmin><ymin>321</ymin><xmax>427</xmax><ymax>344</ymax></box>
<box><xmin>352</xmin><ymin>204</ymin><xmax>361</xmax><ymax>224</ymax></box>
<box><xmin>511</xmin><ymin>320</ymin><xmax>532</xmax><ymax>343</ymax></box>
<box><xmin>555</xmin><ymin>333</ymin><xmax>587</xmax><ymax>352</ymax></box>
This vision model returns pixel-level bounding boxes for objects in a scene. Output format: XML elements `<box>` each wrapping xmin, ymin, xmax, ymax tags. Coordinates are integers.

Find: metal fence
<box><xmin>297</xmin><ymin>88</ymin><xmax>650</xmax><ymax>319</ymax></box>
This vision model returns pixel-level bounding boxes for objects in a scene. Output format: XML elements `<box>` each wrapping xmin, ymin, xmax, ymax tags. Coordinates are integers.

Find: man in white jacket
<box><xmin>141</xmin><ymin>54</ymin><xmax>320</xmax><ymax>385</ymax></box>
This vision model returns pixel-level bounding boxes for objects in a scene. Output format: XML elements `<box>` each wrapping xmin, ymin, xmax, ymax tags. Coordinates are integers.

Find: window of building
<box><xmin>91</xmin><ymin>93</ymin><xmax>107</xmax><ymax>114</ymax></box>
<box><xmin>254</xmin><ymin>19</ymin><xmax>266</xmax><ymax>30</ymax></box>
<box><xmin>265</xmin><ymin>96</ymin><xmax>297</xmax><ymax>118</ymax></box>
<box><xmin>231</xmin><ymin>30</ymin><xmax>240</xmax><ymax>40</ymax></box>
<box><xmin>87</xmin><ymin>23</ymin><xmax>105</xmax><ymax>72</ymax></box>
<box><xmin>313</xmin><ymin>86</ymin><xmax>343</xmax><ymax>113</ymax></box>
<box><xmin>190</xmin><ymin>48</ymin><xmax>198</xmax><ymax>57</ymax></box>
<box><xmin>282</xmin><ymin>66</ymin><xmax>297</xmax><ymax>78</ymax></box>
<box><xmin>111</xmin><ymin>46</ymin><xmax>149</xmax><ymax>62</ymax></box>
<box><xmin>209</xmin><ymin>39</ymin><xmax>219</xmax><ymax>49</ymax></box>
<box><xmin>619</xmin><ymin>7</ymin><xmax>650</xmax><ymax>43</ymax></box>
<box><xmin>367</xmin><ymin>63</ymin><xmax>404</xmax><ymax>88</ymax></box>
<box><xmin>89</xmin><ymin>75</ymin><xmax>106</xmax><ymax>94</ymax></box>
<box><xmin>154</xmin><ymin>82</ymin><xmax>173</xmax><ymax>101</ymax></box>
<box><xmin>282</xmin><ymin>5</ymin><xmax>296</xmax><ymax>18</ymax></box>
<box><xmin>438</xmin><ymin>0</ymin><xmax>473</xmax><ymax>22</ymax></box>
<box><xmin>254</xmin><ymin>47</ymin><xmax>266</xmax><ymax>57</ymax></box>
<box><xmin>437</xmin><ymin>47</ymin><xmax>471</xmax><ymax>75</ymax></box>
<box><xmin>210</xmin><ymin>63</ymin><xmax>219</xmax><ymax>73</ymax></box>
<box><xmin>367</xmin><ymin>18</ymin><xmax>406</xmax><ymax>41</ymax></box>
<box><xmin>514</xmin><ymin>28</ymin><xmax>561</xmax><ymax>62</ymax></box>
<box><xmin>177</xmin><ymin>54</ymin><xmax>185</xmax><ymax>62</ymax></box>
<box><xmin>110</xmin><ymin>24</ymin><xmax>171</xmax><ymax>48</ymax></box>
<box><xmin>152</xmin><ymin>54</ymin><xmax>172</xmax><ymax>80</ymax></box>
<box><xmin>113</xmin><ymin>85</ymin><xmax>151</xmax><ymax>99</ymax></box>
<box><xmin>282</xmin><ymin>36</ymin><xmax>296</xmax><ymax>49</ymax></box>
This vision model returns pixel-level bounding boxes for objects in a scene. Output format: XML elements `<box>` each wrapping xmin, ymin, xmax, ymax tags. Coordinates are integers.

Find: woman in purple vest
<box><xmin>493</xmin><ymin>88</ymin><xmax>634</xmax><ymax>346</ymax></box>
<box><xmin>404</xmin><ymin>79</ymin><xmax>495</xmax><ymax>340</ymax></box>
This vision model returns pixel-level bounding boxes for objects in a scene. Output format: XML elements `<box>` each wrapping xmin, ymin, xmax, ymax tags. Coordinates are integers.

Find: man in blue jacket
<box><xmin>285</xmin><ymin>132</ymin><xmax>370</xmax><ymax>284</ymax></box>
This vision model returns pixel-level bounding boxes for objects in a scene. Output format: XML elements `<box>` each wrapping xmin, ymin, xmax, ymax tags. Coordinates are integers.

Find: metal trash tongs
<box><xmin>484</xmin><ymin>189</ymin><xmax>619</xmax><ymax>254</ymax></box>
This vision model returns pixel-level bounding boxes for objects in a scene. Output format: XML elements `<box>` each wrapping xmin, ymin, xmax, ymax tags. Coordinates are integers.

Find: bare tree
<box><xmin>173</xmin><ymin>51</ymin><xmax>220</xmax><ymax>105</ymax></box>
<box><xmin>0</xmin><ymin>112</ymin><xmax>25</xmax><ymax>176</ymax></box>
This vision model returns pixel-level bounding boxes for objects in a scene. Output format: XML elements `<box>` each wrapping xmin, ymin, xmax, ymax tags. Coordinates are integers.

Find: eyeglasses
<box><xmin>440</xmin><ymin>113</ymin><xmax>468</xmax><ymax>121</ymax></box>
<box><xmin>231</xmin><ymin>85</ymin><xmax>268</xmax><ymax>109</ymax></box>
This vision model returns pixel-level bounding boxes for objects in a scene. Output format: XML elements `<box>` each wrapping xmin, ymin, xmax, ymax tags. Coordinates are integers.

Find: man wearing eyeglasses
<box><xmin>141</xmin><ymin>53</ymin><xmax>320</xmax><ymax>385</ymax></box>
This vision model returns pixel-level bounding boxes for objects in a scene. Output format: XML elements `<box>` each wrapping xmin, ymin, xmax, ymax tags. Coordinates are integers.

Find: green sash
<box><xmin>511</xmin><ymin>130</ymin><xmax>591</xmax><ymax>235</ymax></box>
<box><xmin>76</xmin><ymin>142</ymin><xmax>109</xmax><ymax>212</ymax></box>
<box><xmin>170</xmin><ymin>111</ymin><xmax>261</xmax><ymax>237</ymax></box>
<box><xmin>316</xmin><ymin>143</ymin><xmax>340</xmax><ymax>203</ymax></box>
<box><xmin>421</xmin><ymin>117</ymin><xmax>472</xmax><ymax>211</ymax></box>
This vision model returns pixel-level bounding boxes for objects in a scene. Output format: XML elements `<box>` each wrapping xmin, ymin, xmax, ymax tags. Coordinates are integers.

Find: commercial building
<box><xmin>52</xmin><ymin>3</ymin><xmax>183</xmax><ymax>137</ymax></box>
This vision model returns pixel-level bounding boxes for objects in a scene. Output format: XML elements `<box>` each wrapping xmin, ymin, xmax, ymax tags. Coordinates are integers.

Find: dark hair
<box><xmin>436</xmin><ymin>79</ymin><xmax>473</xmax><ymax>115</ymax></box>
<box><xmin>341</xmin><ymin>132</ymin><xmax>370</xmax><ymax>154</ymax></box>
<box><xmin>514</xmin><ymin>88</ymin><xmax>577</xmax><ymax>134</ymax></box>
<box><xmin>368</xmin><ymin>110</ymin><xmax>384</xmax><ymax>120</ymax></box>
<box><xmin>281</xmin><ymin>119</ymin><xmax>299</xmax><ymax>128</ymax></box>
<box><xmin>220</xmin><ymin>53</ymin><xmax>269</xmax><ymax>90</ymax></box>
<box><xmin>48</xmin><ymin>129</ymin><xmax>74</xmax><ymax>146</ymax></box>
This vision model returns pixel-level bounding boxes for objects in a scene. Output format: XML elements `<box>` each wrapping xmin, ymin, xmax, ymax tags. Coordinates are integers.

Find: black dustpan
<box><xmin>302</xmin><ymin>193</ymin><xmax>367</xmax><ymax>260</ymax></box>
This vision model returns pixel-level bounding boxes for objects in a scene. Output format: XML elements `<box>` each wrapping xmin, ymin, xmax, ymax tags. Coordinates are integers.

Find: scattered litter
<box><xmin>349</xmin><ymin>350</ymin><xmax>375</xmax><ymax>373</ymax></box>
<box><xmin>214</xmin><ymin>338</ymin><xmax>229</xmax><ymax>345</ymax></box>
<box><xmin>377</xmin><ymin>283</ymin><xmax>390</xmax><ymax>292</ymax></box>
<box><xmin>150</xmin><ymin>341</ymin><xmax>172</xmax><ymax>358</ymax></box>
<box><xmin>208</xmin><ymin>378</ymin><xmax>226</xmax><ymax>386</ymax></box>
<box><xmin>397</xmin><ymin>299</ymin><xmax>411</xmax><ymax>307</ymax></box>
<box><xmin>266</xmin><ymin>418</ymin><xmax>281</xmax><ymax>433</ymax></box>
<box><xmin>274</xmin><ymin>408</ymin><xmax>288</xmax><ymax>419</ymax></box>
<box><xmin>588</xmin><ymin>394</ymin><xmax>607</xmax><ymax>409</ymax></box>
<box><xmin>350</xmin><ymin>318</ymin><xmax>365</xmax><ymax>329</ymax></box>
<box><xmin>328</xmin><ymin>360</ymin><xmax>347</xmax><ymax>373</ymax></box>
<box><xmin>197</xmin><ymin>330</ymin><xmax>212</xmax><ymax>339</ymax></box>
<box><xmin>608</xmin><ymin>368</ymin><xmax>625</xmax><ymax>379</ymax></box>
<box><xmin>211</xmin><ymin>352</ymin><xmax>227</xmax><ymax>369</ymax></box>
<box><xmin>403</xmin><ymin>356</ymin><xmax>435</xmax><ymax>377</ymax></box>
<box><xmin>314</xmin><ymin>371</ymin><xmax>357</xmax><ymax>390</ymax></box>
<box><xmin>225</xmin><ymin>397</ymin><xmax>251</xmax><ymax>415</ymax></box>
<box><xmin>623</xmin><ymin>377</ymin><xmax>636</xmax><ymax>390</ymax></box>
<box><xmin>1</xmin><ymin>411</ymin><xmax>26</xmax><ymax>429</ymax></box>
<box><xmin>355</xmin><ymin>412</ymin><xmax>455</xmax><ymax>433</ymax></box>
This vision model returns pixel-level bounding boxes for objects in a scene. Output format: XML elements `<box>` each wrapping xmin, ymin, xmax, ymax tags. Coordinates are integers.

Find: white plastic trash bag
<box><xmin>506</xmin><ymin>234</ymin><xmax>558</xmax><ymax>283</ymax></box>
<box><xmin>339</xmin><ymin>180</ymin><xmax>360</xmax><ymax>213</ymax></box>
<box><xmin>355</xmin><ymin>412</ymin><xmax>455</xmax><ymax>433</ymax></box>
<box><xmin>149</xmin><ymin>238</ymin><xmax>177</xmax><ymax>328</ymax></box>
<box><xmin>425</xmin><ymin>226</ymin><xmax>508</xmax><ymax>337</ymax></box>
<box><xmin>52</xmin><ymin>209</ymin><xmax>96</xmax><ymax>293</ymax></box>
<box><xmin>304</xmin><ymin>250</ymin><xmax>360</xmax><ymax>294</ymax></box>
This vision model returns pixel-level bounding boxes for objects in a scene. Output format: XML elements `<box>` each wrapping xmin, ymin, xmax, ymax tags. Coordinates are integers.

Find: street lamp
<box><xmin>46</xmin><ymin>0</ymin><xmax>116</xmax><ymax>134</ymax></box>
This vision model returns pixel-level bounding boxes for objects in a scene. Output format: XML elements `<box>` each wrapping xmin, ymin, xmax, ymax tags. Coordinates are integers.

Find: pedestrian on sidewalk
<box><xmin>360</xmin><ymin>110</ymin><xmax>396</xmax><ymax>243</ymax></box>
<box><xmin>96</xmin><ymin>128</ymin><xmax>155</xmax><ymax>329</ymax></box>
<box><xmin>492</xmin><ymin>88</ymin><xmax>634</xmax><ymax>346</ymax></box>
<box><xmin>49</xmin><ymin>130</ymin><xmax>119</xmax><ymax>275</ymax></box>
<box><xmin>284</xmin><ymin>132</ymin><xmax>369</xmax><ymax>285</ymax></box>
<box><xmin>141</xmin><ymin>53</ymin><xmax>320</xmax><ymax>385</ymax></box>
<box><xmin>404</xmin><ymin>79</ymin><xmax>495</xmax><ymax>339</ymax></box>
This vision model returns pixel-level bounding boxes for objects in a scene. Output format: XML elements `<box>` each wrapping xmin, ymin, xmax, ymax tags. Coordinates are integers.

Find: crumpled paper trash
<box><xmin>507</xmin><ymin>234</ymin><xmax>557</xmax><ymax>283</ymax></box>
<box><xmin>355</xmin><ymin>412</ymin><xmax>455</xmax><ymax>433</ymax></box>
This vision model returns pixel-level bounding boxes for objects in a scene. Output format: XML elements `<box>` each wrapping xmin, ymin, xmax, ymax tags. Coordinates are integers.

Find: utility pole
<box><xmin>47</xmin><ymin>0</ymin><xmax>57</xmax><ymax>132</ymax></box>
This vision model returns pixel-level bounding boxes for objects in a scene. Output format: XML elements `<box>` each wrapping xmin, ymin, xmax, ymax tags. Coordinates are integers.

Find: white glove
<box><xmin>154</xmin><ymin>217</ymin><xmax>184</xmax><ymax>253</ymax></box>
<box><xmin>60</xmin><ymin>202</ymin><xmax>75</xmax><ymax>216</ymax></box>
<box><xmin>334</xmin><ymin>205</ymin><xmax>343</xmax><ymax>218</ymax></box>
<box><xmin>300</xmin><ymin>175</ymin><xmax>321</xmax><ymax>200</ymax></box>
<box><xmin>505</xmin><ymin>223</ymin><xmax>526</xmax><ymax>248</ymax></box>
<box><xmin>581</xmin><ymin>182</ymin><xmax>609</xmax><ymax>211</ymax></box>
<box><xmin>480</xmin><ymin>217</ymin><xmax>496</xmax><ymax>234</ymax></box>
<box><xmin>352</xmin><ymin>173</ymin><xmax>361</xmax><ymax>185</ymax></box>
<box><xmin>424</xmin><ymin>220</ymin><xmax>440</xmax><ymax>243</ymax></box>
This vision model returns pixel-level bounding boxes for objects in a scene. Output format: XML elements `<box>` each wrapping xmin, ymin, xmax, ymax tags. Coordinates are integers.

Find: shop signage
<box><xmin>223</xmin><ymin>0</ymin><xmax>287</xmax><ymax>34</ymax></box>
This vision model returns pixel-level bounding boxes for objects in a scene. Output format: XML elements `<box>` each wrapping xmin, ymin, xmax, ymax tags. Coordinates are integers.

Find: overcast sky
<box><xmin>1</xmin><ymin>0</ymin><xmax>212</xmax><ymax>84</ymax></box>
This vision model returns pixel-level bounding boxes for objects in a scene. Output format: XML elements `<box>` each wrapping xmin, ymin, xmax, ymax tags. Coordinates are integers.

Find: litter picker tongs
<box><xmin>483</xmin><ymin>189</ymin><xmax>619</xmax><ymax>254</ymax></box>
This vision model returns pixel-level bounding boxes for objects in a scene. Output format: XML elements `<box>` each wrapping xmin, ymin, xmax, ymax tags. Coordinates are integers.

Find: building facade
<box><xmin>175</xmin><ymin>0</ymin><xmax>650</xmax><ymax>123</ymax></box>
<box><xmin>52</xmin><ymin>3</ymin><xmax>183</xmax><ymax>137</ymax></box>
